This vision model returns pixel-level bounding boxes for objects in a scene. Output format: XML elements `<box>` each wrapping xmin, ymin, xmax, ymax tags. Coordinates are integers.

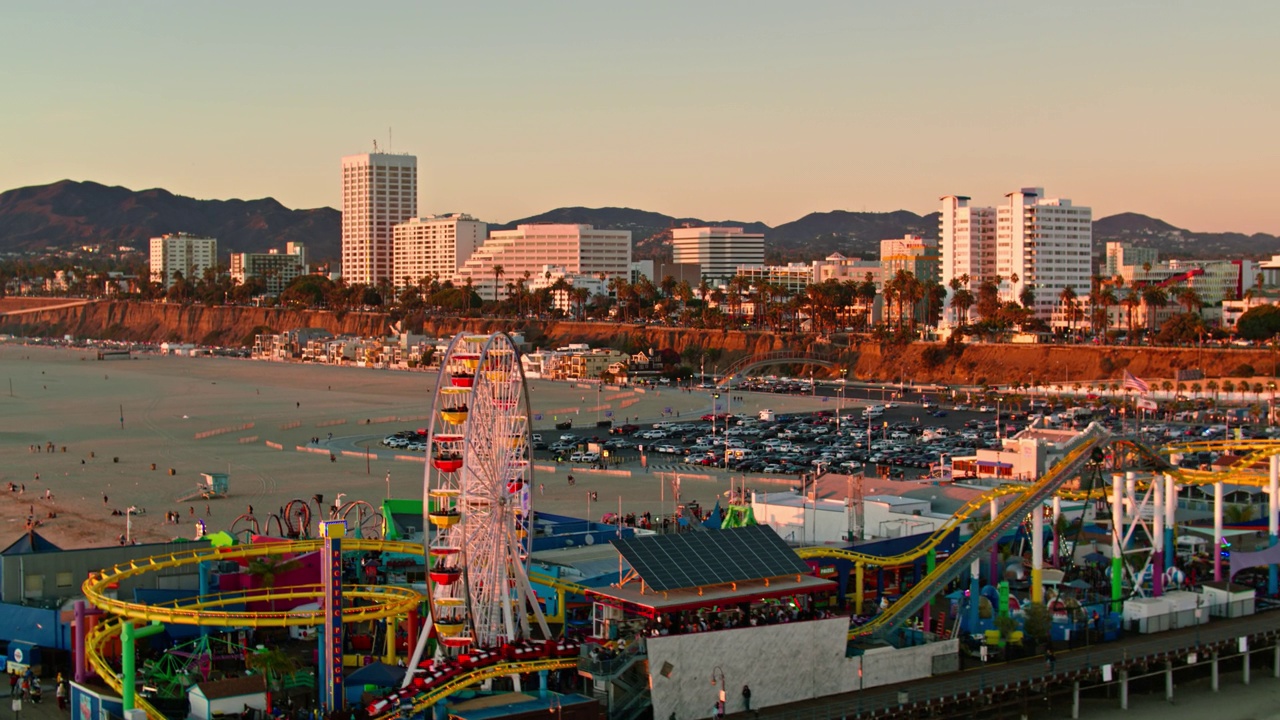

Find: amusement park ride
<box><xmin>71</xmin><ymin>332</ymin><xmax>1280</xmax><ymax>720</ymax></box>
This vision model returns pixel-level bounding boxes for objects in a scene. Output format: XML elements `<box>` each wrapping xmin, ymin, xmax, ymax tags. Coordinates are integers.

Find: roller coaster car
<box><xmin>551</xmin><ymin>639</ymin><xmax>580</xmax><ymax>658</ymax></box>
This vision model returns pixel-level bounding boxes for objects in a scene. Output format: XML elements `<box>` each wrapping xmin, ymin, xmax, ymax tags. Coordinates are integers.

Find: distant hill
<box><xmin>766</xmin><ymin>210</ymin><xmax>941</xmax><ymax>261</ymax></box>
<box><xmin>2</xmin><ymin>180</ymin><xmax>1276</xmax><ymax>268</ymax></box>
<box><xmin>0</xmin><ymin>180</ymin><xmax>340</xmax><ymax>259</ymax></box>
<box><xmin>1091</xmin><ymin>212</ymin><xmax>1280</xmax><ymax>259</ymax></box>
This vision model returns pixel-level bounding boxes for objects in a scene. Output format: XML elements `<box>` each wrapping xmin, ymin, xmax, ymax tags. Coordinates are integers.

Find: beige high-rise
<box><xmin>341</xmin><ymin>153</ymin><xmax>417</xmax><ymax>285</ymax></box>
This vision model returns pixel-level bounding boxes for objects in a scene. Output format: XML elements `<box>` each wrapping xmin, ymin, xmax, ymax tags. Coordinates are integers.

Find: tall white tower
<box><xmin>341</xmin><ymin>152</ymin><xmax>418</xmax><ymax>286</ymax></box>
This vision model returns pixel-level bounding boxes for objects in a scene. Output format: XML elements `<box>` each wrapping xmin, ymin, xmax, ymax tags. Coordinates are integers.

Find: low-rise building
<box><xmin>229</xmin><ymin>243</ymin><xmax>308</xmax><ymax>296</ymax></box>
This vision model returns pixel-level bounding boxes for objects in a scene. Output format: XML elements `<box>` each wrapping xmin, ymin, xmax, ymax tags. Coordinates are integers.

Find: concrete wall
<box><xmin>857</xmin><ymin>639</ymin><xmax>960</xmax><ymax>693</ymax></box>
<box><xmin>646</xmin><ymin>618</ymin><xmax>959</xmax><ymax>719</ymax></box>
<box><xmin>647</xmin><ymin>618</ymin><xmax>852</xmax><ymax>720</ymax></box>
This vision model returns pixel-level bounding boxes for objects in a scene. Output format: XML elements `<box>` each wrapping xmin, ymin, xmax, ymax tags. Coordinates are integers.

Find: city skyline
<box><xmin>2</xmin><ymin>2</ymin><xmax>1278</xmax><ymax>234</ymax></box>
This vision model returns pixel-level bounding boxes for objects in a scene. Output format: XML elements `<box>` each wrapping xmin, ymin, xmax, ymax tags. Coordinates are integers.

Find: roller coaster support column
<box><xmin>73</xmin><ymin>600</ymin><xmax>103</xmax><ymax>683</ymax></box>
<box><xmin>1153</xmin><ymin>475</ymin><xmax>1165</xmax><ymax>597</ymax></box>
<box><xmin>384</xmin><ymin>617</ymin><xmax>397</xmax><ymax>664</ymax></box>
<box><xmin>854</xmin><ymin>562</ymin><xmax>864</xmax><ymax>616</ymax></box>
<box><xmin>1164</xmin><ymin>474</ymin><xmax>1176</xmax><ymax>573</ymax></box>
<box><xmin>967</xmin><ymin>559</ymin><xmax>980</xmax><ymax>632</ymax></box>
<box><xmin>922</xmin><ymin>550</ymin><xmax>936</xmax><ymax>629</ymax></box>
<box><xmin>121</xmin><ymin>621</ymin><xmax>165</xmax><ymax>711</ymax></box>
<box><xmin>1214</xmin><ymin>482</ymin><xmax>1224</xmax><ymax>582</ymax></box>
<box><xmin>1111</xmin><ymin>475</ymin><xmax>1124</xmax><ymax>613</ymax></box>
<box><xmin>539</xmin><ymin>670</ymin><xmax>548</xmax><ymax>697</ymax></box>
<box><xmin>1270</xmin><ymin>456</ymin><xmax>1279</xmax><ymax>596</ymax></box>
<box><xmin>988</xmin><ymin>498</ymin><xmax>1000</xmax><ymax>586</ymax></box>
<box><xmin>1032</xmin><ymin>505</ymin><xmax>1044</xmax><ymax>604</ymax></box>
<box><xmin>1052</xmin><ymin>496</ymin><xmax>1062</xmax><ymax>567</ymax></box>
<box><xmin>406</xmin><ymin>608</ymin><xmax>419</xmax><ymax>663</ymax></box>
<box><xmin>199</xmin><ymin>559</ymin><xmax>212</xmax><ymax>637</ymax></box>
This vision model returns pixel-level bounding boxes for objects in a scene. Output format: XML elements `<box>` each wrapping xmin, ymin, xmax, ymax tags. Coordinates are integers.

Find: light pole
<box><xmin>125</xmin><ymin>505</ymin><xmax>137</xmax><ymax>544</ymax></box>
<box><xmin>385</xmin><ymin>470</ymin><xmax>392</xmax><ymax>500</ymax></box>
<box><xmin>711</xmin><ymin>666</ymin><xmax>726</xmax><ymax>718</ymax></box>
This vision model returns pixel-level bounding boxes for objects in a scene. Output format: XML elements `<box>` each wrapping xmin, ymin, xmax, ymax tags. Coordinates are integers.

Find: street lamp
<box><xmin>385</xmin><ymin>470</ymin><xmax>392</xmax><ymax>500</ymax></box>
<box><xmin>710</xmin><ymin>666</ymin><xmax>726</xmax><ymax>717</ymax></box>
<box><xmin>125</xmin><ymin>505</ymin><xmax>139</xmax><ymax>544</ymax></box>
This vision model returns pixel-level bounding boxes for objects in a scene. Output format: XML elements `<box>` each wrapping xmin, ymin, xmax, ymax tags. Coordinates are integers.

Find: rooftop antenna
<box><xmin>388</xmin><ymin>126</ymin><xmax>393</xmax><ymax>153</ymax></box>
<box><xmin>372</xmin><ymin>139</ymin><xmax>379</xmax><ymax>153</ymax></box>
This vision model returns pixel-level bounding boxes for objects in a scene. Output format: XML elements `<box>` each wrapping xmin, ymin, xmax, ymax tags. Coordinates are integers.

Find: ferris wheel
<box><xmin>410</xmin><ymin>332</ymin><xmax>549</xmax><ymax>662</ymax></box>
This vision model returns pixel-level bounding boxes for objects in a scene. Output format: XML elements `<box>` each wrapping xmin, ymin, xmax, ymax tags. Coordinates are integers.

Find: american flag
<box><xmin>1123</xmin><ymin>370</ymin><xmax>1150</xmax><ymax>394</ymax></box>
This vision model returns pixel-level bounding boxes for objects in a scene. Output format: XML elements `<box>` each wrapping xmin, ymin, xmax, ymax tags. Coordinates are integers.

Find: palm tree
<box><xmin>491</xmin><ymin>264</ymin><xmax>505</xmax><ymax>303</ymax></box>
<box><xmin>1206</xmin><ymin>379</ymin><xmax>1220</xmax><ymax>402</ymax></box>
<box><xmin>1141</xmin><ymin>285</ymin><xmax>1169</xmax><ymax>337</ymax></box>
<box><xmin>1175</xmin><ymin>286</ymin><xmax>1204</xmax><ymax>316</ymax></box>
<box><xmin>1223</xmin><ymin>379</ymin><xmax>1237</xmax><ymax>397</ymax></box>
<box><xmin>246</xmin><ymin>556</ymin><xmax>305</xmax><ymax>611</ymax></box>
<box><xmin>1094</xmin><ymin>285</ymin><xmax>1118</xmax><ymax>337</ymax></box>
<box><xmin>949</xmin><ymin>279</ymin><xmax>975</xmax><ymax>328</ymax></box>
<box><xmin>246</xmin><ymin>647</ymin><xmax>300</xmax><ymax>714</ymax></box>
<box><xmin>1058</xmin><ymin>286</ymin><xmax>1078</xmax><ymax>332</ymax></box>
<box><xmin>1121</xmin><ymin>287</ymin><xmax>1142</xmax><ymax>342</ymax></box>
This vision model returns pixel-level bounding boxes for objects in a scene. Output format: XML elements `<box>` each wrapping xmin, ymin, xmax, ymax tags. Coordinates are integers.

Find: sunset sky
<box><xmin>2</xmin><ymin>1</ymin><xmax>1277</xmax><ymax>232</ymax></box>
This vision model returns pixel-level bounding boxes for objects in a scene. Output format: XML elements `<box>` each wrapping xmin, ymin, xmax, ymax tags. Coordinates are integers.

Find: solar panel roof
<box><xmin>611</xmin><ymin>525</ymin><xmax>810</xmax><ymax>592</ymax></box>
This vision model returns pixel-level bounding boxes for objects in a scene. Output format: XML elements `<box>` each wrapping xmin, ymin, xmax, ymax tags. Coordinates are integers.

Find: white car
<box><xmin>655</xmin><ymin>444</ymin><xmax>680</xmax><ymax>454</ymax></box>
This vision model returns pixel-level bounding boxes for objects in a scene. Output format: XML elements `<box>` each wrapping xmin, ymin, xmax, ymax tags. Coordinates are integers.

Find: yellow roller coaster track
<box><xmin>372</xmin><ymin>658</ymin><xmax>579</xmax><ymax>720</ymax></box>
<box><xmin>83</xmin><ymin>539</ymin><xmax>426</xmax><ymax>720</ymax></box>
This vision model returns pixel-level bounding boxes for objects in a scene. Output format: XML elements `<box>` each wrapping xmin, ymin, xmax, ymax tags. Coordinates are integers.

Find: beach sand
<box><xmin>0</xmin><ymin>344</ymin><xmax>837</xmax><ymax>548</ymax></box>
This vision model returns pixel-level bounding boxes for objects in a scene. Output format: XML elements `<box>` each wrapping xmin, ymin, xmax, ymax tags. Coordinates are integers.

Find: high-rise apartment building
<box><xmin>996</xmin><ymin>188</ymin><xmax>1092</xmax><ymax>318</ymax></box>
<box><xmin>150</xmin><ymin>233</ymin><xmax>217</xmax><ymax>288</ymax></box>
<box><xmin>938</xmin><ymin>196</ymin><xmax>996</xmax><ymax>293</ymax></box>
<box><xmin>230</xmin><ymin>242</ymin><xmax>308</xmax><ymax>295</ymax></box>
<box><xmin>391</xmin><ymin>214</ymin><xmax>487</xmax><ymax>291</ymax></box>
<box><xmin>454</xmin><ymin>224</ymin><xmax>631</xmax><ymax>300</ymax></box>
<box><xmin>341</xmin><ymin>152</ymin><xmax>417</xmax><ymax>286</ymax></box>
<box><xmin>939</xmin><ymin>188</ymin><xmax>1091</xmax><ymax>321</ymax></box>
<box><xmin>670</xmin><ymin>227</ymin><xmax>765</xmax><ymax>283</ymax></box>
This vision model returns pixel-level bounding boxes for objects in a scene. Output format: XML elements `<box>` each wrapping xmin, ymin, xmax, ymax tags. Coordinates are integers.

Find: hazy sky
<box><xmin>2</xmin><ymin>2</ymin><xmax>1277</xmax><ymax>232</ymax></box>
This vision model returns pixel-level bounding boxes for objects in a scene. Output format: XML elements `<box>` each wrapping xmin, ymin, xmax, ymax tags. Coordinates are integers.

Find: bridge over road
<box><xmin>718</xmin><ymin>350</ymin><xmax>843</xmax><ymax>386</ymax></box>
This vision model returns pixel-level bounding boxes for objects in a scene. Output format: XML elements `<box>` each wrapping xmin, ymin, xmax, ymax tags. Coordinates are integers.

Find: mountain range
<box><xmin>1</xmin><ymin>180</ymin><xmax>1277</xmax><ymax>265</ymax></box>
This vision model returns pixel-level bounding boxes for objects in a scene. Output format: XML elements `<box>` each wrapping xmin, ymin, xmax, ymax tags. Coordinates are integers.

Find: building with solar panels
<box><xmin>530</xmin><ymin>524</ymin><xmax>956</xmax><ymax>720</ymax></box>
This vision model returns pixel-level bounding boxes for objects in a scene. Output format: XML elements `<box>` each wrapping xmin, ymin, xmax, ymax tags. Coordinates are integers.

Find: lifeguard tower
<box><xmin>177</xmin><ymin>473</ymin><xmax>229</xmax><ymax>502</ymax></box>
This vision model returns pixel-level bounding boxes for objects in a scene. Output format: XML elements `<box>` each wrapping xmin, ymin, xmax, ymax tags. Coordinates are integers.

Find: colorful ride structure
<box><xmin>79</xmin><ymin>538</ymin><xmax>423</xmax><ymax>720</ymax></box>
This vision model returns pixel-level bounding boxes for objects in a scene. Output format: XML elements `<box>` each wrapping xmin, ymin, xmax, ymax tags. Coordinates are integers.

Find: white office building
<box><xmin>341</xmin><ymin>152</ymin><xmax>417</xmax><ymax>286</ymax></box>
<box><xmin>150</xmin><ymin>233</ymin><xmax>217</xmax><ymax>288</ymax></box>
<box><xmin>454</xmin><ymin>224</ymin><xmax>631</xmax><ymax>300</ymax></box>
<box><xmin>940</xmin><ymin>188</ymin><xmax>1091</xmax><ymax>322</ymax></box>
<box><xmin>670</xmin><ymin>227</ymin><xmax>765</xmax><ymax>283</ymax></box>
<box><xmin>391</xmin><ymin>214</ymin><xmax>486</xmax><ymax>291</ymax></box>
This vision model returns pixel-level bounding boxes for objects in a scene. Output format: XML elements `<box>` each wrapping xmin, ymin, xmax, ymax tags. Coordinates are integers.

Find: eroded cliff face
<box><xmin>2</xmin><ymin>300</ymin><xmax>1273</xmax><ymax>386</ymax></box>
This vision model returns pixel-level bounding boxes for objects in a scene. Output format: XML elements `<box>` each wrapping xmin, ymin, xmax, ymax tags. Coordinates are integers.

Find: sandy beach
<box><xmin>0</xmin><ymin>343</ymin><xmax>841</xmax><ymax>548</ymax></box>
